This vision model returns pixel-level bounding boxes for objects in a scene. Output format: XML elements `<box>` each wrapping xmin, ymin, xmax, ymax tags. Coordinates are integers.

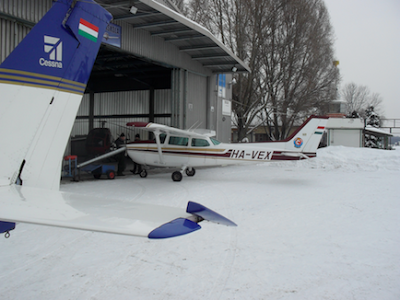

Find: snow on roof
<box><xmin>365</xmin><ymin>126</ymin><xmax>393</xmax><ymax>136</ymax></box>
<box><xmin>326</xmin><ymin>118</ymin><xmax>364</xmax><ymax>129</ymax></box>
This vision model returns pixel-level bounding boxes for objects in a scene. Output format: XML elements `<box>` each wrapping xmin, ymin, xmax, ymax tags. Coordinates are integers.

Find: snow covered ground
<box><xmin>1</xmin><ymin>146</ymin><xmax>399</xmax><ymax>300</ymax></box>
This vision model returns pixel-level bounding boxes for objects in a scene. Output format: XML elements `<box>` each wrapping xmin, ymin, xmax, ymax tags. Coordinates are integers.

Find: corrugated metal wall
<box><xmin>0</xmin><ymin>0</ymin><xmax>51</xmax><ymax>22</ymax></box>
<box><xmin>0</xmin><ymin>0</ymin><xmax>52</xmax><ymax>62</ymax></box>
<box><xmin>0</xmin><ymin>20</ymin><xmax>28</xmax><ymax>62</ymax></box>
<box><xmin>72</xmin><ymin>89</ymin><xmax>172</xmax><ymax>140</ymax></box>
<box><xmin>186</xmin><ymin>71</ymin><xmax>207</xmax><ymax>128</ymax></box>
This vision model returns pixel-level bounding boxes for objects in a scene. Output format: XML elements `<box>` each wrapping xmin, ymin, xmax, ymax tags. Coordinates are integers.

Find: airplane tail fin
<box><xmin>0</xmin><ymin>0</ymin><xmax>112</xmax><ymax>190</ymax></box>
<box><xmin>259</xmin><ymin>116</ymin><xmax>328</xmax><ymax>158</ymax></box>
<box><xmin>282</xmin><ymin>116</ymin><xmax>328</xmax><ymax>153</ymax></box>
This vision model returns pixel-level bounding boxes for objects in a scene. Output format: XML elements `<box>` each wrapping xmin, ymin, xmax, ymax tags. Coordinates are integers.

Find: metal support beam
<box><xmin>149</xmin><ymin>87</ymin><xmax>155</xmax><ymax>123</ymax></box>
<box><xmin>89</xmin><ymin>91</ymin><xmax>95</xmax><ymax>131</ymax></box>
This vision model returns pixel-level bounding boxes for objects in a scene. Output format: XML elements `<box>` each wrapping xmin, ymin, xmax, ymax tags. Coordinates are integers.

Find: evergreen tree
<box><xmin>364</xmin><ymin>106</ymin><xmax>380</xmax><ymax>148</ymax></box>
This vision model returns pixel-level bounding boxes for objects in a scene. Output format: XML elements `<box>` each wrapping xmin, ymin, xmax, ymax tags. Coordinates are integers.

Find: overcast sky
<box><xmin>324</xmin><ymin>0</ymin><xmax>400</xmax><ymax>119</ymax></box>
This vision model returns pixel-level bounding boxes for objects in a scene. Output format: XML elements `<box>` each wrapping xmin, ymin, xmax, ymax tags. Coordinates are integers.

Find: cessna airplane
<box><xmin>126</xmin><ymin>115</ymin><xmax>328</xmax><ymax>181</ymax></box>
<box><xmin>0</xmin><ymin>0</ymin><xmax>236</xmax><ymax>239</ymax></box>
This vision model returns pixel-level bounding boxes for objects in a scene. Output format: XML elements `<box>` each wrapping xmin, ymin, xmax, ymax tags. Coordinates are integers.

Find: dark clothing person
<box><xmin>115</xmin><ymin>133</ymin><xmax>126</xmax><ymax>176</ymax></box>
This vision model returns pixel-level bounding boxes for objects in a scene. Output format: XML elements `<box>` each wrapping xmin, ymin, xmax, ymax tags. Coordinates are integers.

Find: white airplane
<box><xmin>0</xmin><ymin>0</ymin><xmax>236</xmax><ymax>239</ymax></box>
<box><xmin>126</xmin><ymin>115</ymin><xmax>328</xmax><ymax>181</ymax></box>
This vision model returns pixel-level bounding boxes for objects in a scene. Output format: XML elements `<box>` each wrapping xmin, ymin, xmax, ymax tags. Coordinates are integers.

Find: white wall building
<box><xmin>325</xmin><ymin>118</ymin><xmax>365</xmax><ymax>148</ymax></box>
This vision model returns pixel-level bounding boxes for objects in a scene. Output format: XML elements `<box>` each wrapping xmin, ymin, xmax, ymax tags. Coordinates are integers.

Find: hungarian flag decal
<box><xmin>78</xmin><ymin>18</ymin><xmax>99</xmax><ymax>42</ymax></box>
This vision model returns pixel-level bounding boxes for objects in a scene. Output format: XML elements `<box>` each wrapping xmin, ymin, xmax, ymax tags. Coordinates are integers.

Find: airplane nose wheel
<box><xmin>185</xmin><ymin>168</ymin><xmax>196</xmax><ymax>177</ymax></box>
<box><xmin>172</xmin><ymin>171</ymin><xmax>183</xmax><ymax>182</ymax></box>
<box><xmin>139</xmin><ymin>170</ymin><xmax>148</xmax><ymax>178</ymax></box>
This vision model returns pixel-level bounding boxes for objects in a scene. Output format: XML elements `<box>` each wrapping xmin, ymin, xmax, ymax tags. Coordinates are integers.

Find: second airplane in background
<box><xmin>126</xmin><ymin>115</ymin><xmax>329</xmax><ymax>181</ymax></box>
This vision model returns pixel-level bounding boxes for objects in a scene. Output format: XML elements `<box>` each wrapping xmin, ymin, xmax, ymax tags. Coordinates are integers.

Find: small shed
<box><xmin>325</xmin><ymin>118</ymin><xmax>364</xmax><ymax>147</ymax></box>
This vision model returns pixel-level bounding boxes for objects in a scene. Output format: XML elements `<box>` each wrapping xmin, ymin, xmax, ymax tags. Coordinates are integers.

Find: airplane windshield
<box><xmin>210</xmin><ymin>137</ymin><xmax>221</xmax><ymax>145</ymax></box>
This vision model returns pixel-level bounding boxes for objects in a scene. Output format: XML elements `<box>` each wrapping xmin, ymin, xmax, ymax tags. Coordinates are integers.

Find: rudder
<box><xmin>0</xmin><ymin>0</ymin><xmax>112</xmax><ymax>189</ymax></box>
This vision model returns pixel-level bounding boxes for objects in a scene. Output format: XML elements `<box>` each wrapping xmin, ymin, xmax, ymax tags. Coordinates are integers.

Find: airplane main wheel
<box><xmin>139</xmin><ymin>170</ymin><xmax>148</xmax><ymax>178</ymax></box>
<box><xmin>186</xmin><ymin>168</ymin><xmax>196</xmax><ymax>177</ymax></box>
<box><xmin>172</xmin><ymin>171</ymin><xmax>183</xmax><ymax>182</ymax></box>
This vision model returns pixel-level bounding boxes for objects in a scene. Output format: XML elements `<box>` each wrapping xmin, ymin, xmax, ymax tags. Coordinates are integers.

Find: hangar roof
<box><xmin>1</xmin><ymin>0</ymin><xmax>249</xmax><ymax>92</ymax></box>
<box><xmin>96</xmin><ymin>0</ymin><xmax>250</xmax><ymax>74</ymax></box>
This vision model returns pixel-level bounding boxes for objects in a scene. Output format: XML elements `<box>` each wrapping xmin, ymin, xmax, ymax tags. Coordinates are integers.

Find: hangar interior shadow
<box><xmin>87</xmin><ymin>44</ymin><xmax>172</xmax><ymax>93</ymax></box>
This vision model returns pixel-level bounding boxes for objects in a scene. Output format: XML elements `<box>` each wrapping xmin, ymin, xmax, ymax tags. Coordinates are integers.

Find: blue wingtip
<box><xmin>186</xmin><ymin>202</ymin><xmax>237</xmax><ymax>227</ymax></box>
<box><xmin>148</xmin><ymin>218</ymin><xmax>201</xmax><ymax>239</ymax></box>
<box><xmin>0</xmin><ymin>221</ymin><xmax>16</xmax><ymax>234</ymax></box>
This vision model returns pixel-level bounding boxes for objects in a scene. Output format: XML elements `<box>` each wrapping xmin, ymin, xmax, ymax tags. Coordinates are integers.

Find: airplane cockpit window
<box><xmin>191</xmin><ymin>138</ymin><xmax>210</xmax><ymax>147</ymax></box>
<box><xmin>210</xmin><ymin>137</ymin><xmax>221</xmax><ymax>145</ymax></box>
<box><xmin>169</xmin><ymin>136</ymin><xmax>188</xmax><ymax>146</ymax></box>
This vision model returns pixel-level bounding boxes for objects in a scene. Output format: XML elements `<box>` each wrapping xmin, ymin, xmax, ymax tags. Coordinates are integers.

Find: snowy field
<box><xmin>1</xmin><ymin>146</ymin><xmax>399</xmax><ymax>300</ymax></box>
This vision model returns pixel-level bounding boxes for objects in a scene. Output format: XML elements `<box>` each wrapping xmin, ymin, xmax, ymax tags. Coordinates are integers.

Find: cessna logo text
<box><xmin>40</xmin><ymin>36</ymin><xmax>63</xmax><ymax>68</ymax></box>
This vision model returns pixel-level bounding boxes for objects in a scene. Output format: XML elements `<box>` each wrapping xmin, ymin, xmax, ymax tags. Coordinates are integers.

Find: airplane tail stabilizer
<box><xmin>0</xmin><ymin>0</ymin><xmax>112</xmax><ymax>190</ymax></box>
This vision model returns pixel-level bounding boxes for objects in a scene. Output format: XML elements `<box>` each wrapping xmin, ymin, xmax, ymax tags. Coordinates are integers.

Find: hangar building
<box><xmin>0</xmin><ymin>0</ymin><xmax>249</xmax><ymax>150</ymax></box>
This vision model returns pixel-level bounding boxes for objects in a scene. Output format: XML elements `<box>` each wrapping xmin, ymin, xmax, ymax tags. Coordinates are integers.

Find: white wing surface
<box><xmin>0</xmin><ymin>185</ymin><xmax>235</xmax><ymax>239</ymax></box>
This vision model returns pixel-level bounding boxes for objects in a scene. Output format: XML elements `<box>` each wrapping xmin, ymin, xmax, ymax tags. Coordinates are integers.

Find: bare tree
<box><xmin>185</xmin><ymin>0</ymin><xmax>339</xmax><ymax>141</ymax></box>
<box><xmin>341</xmin><ymin>82</ymin><xmax>384</xmax><ymax>118</ymax></box>
<box><xmin>186</xmin><ymin>0</ymin><xmax>267</xmax><ymax>141</ymax></box>
<box><xmin>166</xmin><ymin>0</ymin><xmax>185</xmax><ymax>12</ymax></box>
<box><xmin>260</xmin><ymin>0</ymin><xmax>339</xmax><ymax>140</ymax></box>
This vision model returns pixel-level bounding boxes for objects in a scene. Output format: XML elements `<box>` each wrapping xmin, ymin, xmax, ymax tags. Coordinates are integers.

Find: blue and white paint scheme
<box><xmin>0</xmin><ymin>0</ymin><xmax>236</xmax><ymax>238</ymax></box>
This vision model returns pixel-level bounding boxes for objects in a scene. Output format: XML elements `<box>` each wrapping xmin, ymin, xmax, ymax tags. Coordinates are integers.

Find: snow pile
<box><xmin>272</xmin><ymin>146</ymin><xmax>400</xmax><ymax>172</ymax></box>
<box><xmin>1</xmin><ymin>146</ymin><xmax>399</xmax><ymax>300</ymax></box>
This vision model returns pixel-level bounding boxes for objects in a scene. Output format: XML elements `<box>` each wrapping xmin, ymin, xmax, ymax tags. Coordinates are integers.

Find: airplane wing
<box><xmin>0</xmin><ymin>185</ymin><xmax>236</xmax><ymax>239</ymax></box>
<box><xmin>127</xmin><ymin>122</ymin><xmax>208</xmax><ymax>139</ymax></box>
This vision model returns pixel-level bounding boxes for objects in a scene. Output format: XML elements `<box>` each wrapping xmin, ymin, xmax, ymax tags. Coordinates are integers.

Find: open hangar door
<box><xmin>65</xmin><ymin>0</ymin><xmax>250</xmax><ymax>155</ymax></box>
<box><xmin>70</xmin><ymin>0</ymin><xmax>249</xmax><ymax>136</ymax></box>
<box><xmin>70</xmin><ymin>45</ymin><xmax>175</xmax><ymax>156</ymax></box>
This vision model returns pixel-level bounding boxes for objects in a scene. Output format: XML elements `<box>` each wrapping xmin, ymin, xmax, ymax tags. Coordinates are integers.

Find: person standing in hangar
<box><xmin>115</xmin><ymin>133</ymin><xmax>126</xmax><ymax>176</ymax></box>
